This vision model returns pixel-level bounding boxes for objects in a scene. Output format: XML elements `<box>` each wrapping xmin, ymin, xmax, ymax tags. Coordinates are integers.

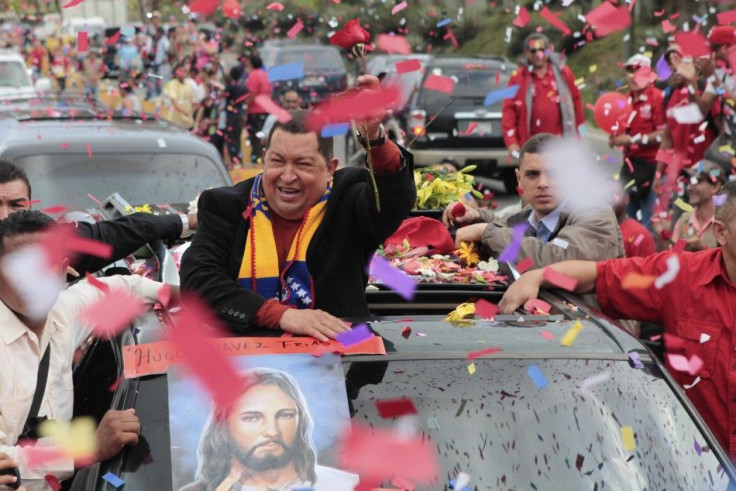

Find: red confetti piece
<box><xmin>166</xmin><ymin>297</ymin><xmax>253</xmax><ymax>414</ymax></box>
<box><xmin>255</xmin><ymin>94</ymin><xmax>293</xmax><ymax>124</ymax></box>
<box><xmin>266</xmin><ymin>1</ymin><xmax>284</xmax><ymax>10</ymax></box>
<box><xmin>391</xmin><ymin>477</ymin><xmax>416</xmax><ymax>490</ymax></box>
<box><xmin>18</xmin><ymin>199</ymin><xmax>41</xmax><ymax>206</ymax></box>
<box><xmin>105</xmin><ymin>30</ymin><xmax>121</xmax><ymax>46</ymax></box>
<box><xmin>308</xmin><ymin>85</ymin><xmax>401</xmax><ymax>129</ymax></box>
<box><xmin>188</xmin><ymin>0</ymin><xmax>218</xmax><ymax>15</ymax></box>
<box><xmin>287</xmin><ymin>18</ymin><xmax>304</xmax><ymax>39</ymax></box>
<box><xmin>674</xmin><ymin>31</ymin><xmax>710</xmax><ymax>58</ymax></box>
<box><xmin>77</xmin><ymin>31</ymin><xmax>88</xmax><ymax>53</ymax></box>
<box><xmin>466</xmin><ymin>346</ymin><xmax>501</xmax><ymax>360</ymax></box>
<box><xmin>475</xmin><ymin>299</ymin><xmax>499</xmax><ymax>320</ymax></box>
<box><xmin>61</xmin><ymin>0</ymin><xmax>84</xmax><ymax>7</ymax></box>
<box><xmin>401</xmin><ymin>326</ymin><xmax>411</xmax><ymax>338</ymax></box>
<box><xmin>21</xmin><ymin>445</ymin><xmax>67</xmax><ymax>470</ymax></box>
<box><xmin>542</xmin><ymin>267</ymin><xmax>578</xmax><ymax>291</ymax></box>
<box><xmin>108</xmin><ymin>375</ymin><xmax>123</xmax><ymax>392</ymax></box>
<box><xmin>661</xmin><ymin>19</ymin><xmax>676</xmax><ymax>34</ymax></box>
<box><xmin>40</xmin><ymin>205</ymin><xmax>68</xmax><ymax>214</ymax></box>
<box><xmin>86</xmin><ymin>142</ymin><xmax>92</xmax><ymax>158</ymax></box>
<box><xmin>423</xmin><ymin>74</ymin><xmax>455</xmax><ymax>94</ymax></box>
<box><xmin>391</xmin><ymin>1</ymin><xmax>407</xmax><ymax>14</ymax></box>
<box><xmin>377</xmin><ymin>34</ymin><xmax>411</xmax><ymax>55</ymax></box>
<box><xmin>450</xmin><ymin>202</ymin><xmax>466</xmax><ymax>218</ymax></box>
<box><xmin>540</xmin><ymin>330</ymin><xmax>555</xmax><ymax>340</ymax></box>
<box><xmin>45</xmin><ymin>474</ymin><xmax>62</xmax><ymax>491</ymax></box>
<box><xmin>85</xmin><ymin>272</ymin><xmax>110</xmax><ymax>293</ymax></box>
<box><xmin>80</xmin><ymin>288</ymin><xmax>146</xmax><ymax>339</ymax></box>
<box><xmin>717</xmin><ymin>8</ymin><xmax>736</xmax><ymax>25</ymax></box>
<box><xmin>663</xmin><ymin>333</ymin><xmax>686</xmax><ymax>349</ymax></box>
<box><xmin>540</xmin><ymin>7</ymin><xmax>571</xmax><ymax>36</ymax></box>
<box><xmin>339</xmin><ymin>423</ymin><xmax>439</xmax><ymax>483</ymax></box>
<box><xmin>516</xmin><ymin>256</ymin><xmax>533</xmax><ymax>274</ymax></box>
<box><xmin>585</xmin><ymin>2</ymin><xmax>631</xmax><ymax>38</ymax></box>
<box><xmin>524</xmin><ymin>298</ymin><xmax>551</xmax><ymax>315</ymax></box>
<box><xmin>67</xmin><ymin>234</ymin><xmax>113</xmax><ymax>259</ymax></box>
<box><xmin>672</xmin><ymin>238</ymin><xmax>686</xmax><ymax>253</ymax></box>
<box><xmin>375</xmin><ymin>398</ymin><xmax>418</xmax><ymax>418</ymax></box>
<box><xmin>513</xmin><ymin>7</ymin><xmax>530</xmax><ymax>28</ymax></box>
<box><xmin>395</xmin><ymin>59</ymin><xmax>421</xmax><ymax>74</ymax></box>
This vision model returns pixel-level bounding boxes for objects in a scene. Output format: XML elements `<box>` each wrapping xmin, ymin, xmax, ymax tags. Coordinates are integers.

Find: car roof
<box><xmin>425</xmin><ymin>55</ymin><xmax>514</xmax><ymax>70</ymax></box>
<box><xmin>0</xmin><ymin>115</ymin><xmax>223</xmax><ymax>163</ymax></box>
<box><xmin>261</xmin><ymin>41</ymin><xmax>340</xmax><ymax>52</ymax></box>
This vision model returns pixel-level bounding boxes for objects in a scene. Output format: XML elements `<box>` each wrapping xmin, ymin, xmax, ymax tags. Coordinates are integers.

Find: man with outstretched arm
<box><xmin>499</xmin><ymin>181</ymin><xmax>736</xmax><ymax>459</ymax></box>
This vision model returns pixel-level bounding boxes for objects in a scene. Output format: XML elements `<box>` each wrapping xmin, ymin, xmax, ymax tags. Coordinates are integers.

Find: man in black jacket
<box><xmin>181</xmin><ymin>75</ymin><xmax>416</xmax><ymax>340</ymax></box>
<box><xmin>0</xmin><ymin>159</ymin><xmax>196</xmax><ymax>276</ymax></box>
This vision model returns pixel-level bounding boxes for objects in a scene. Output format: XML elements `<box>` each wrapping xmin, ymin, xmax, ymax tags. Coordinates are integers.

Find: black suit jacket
<box><xmin>180</xmin><ymin>148</ymin><xmax>416</xmax><ymax>334</ymax></box>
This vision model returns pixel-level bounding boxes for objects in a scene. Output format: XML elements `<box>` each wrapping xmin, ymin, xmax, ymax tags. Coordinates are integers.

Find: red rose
<box><xmin>425</xmin><ymin>173</ymin><xmax>434</xmax><ymax>181</ymax></box>
<box><xmin>451</xmin><ymin>202</ymin><xmax>466</xmax><ymax>218</ymax></box>
<box><xmin>329</xmin><ymin>19</ymin><xmax>371</xmax><ymax>49</ymax></box>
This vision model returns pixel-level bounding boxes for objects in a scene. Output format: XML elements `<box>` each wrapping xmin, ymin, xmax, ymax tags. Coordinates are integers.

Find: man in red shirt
<box><xmin>612</xmin><ymin>181</ymin><xmax>656</xmax><ymax>257</ymax></box>
<box><xmin>500</xmin><ymin>181</ymin><xmax>736</xmax><ymax>458</ymax></box>
<box><xmin>609</xmin><ymin>54</ymin><xmax>666</xmax><ymax>234</ymax></box>
<box><xmin>245</xmin><ymin>54</ymin><xmax>273</xmax><ymax>163</ymax></box>
<box><xmin>501</xmin><ymin>33</ymin><xmax>584</xmax><ymax>161</ymax></box>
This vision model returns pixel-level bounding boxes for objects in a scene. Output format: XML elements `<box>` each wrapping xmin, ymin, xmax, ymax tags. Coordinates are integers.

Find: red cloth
<box><xmin>595</xmin><ymin>248</ymin><xmax>736</xmax><ymax>458</ymax></box>
<box><xmin>619</xmin><ymin>218</ymin><xmax>656</xmax><ymax>257</ymax></box>
<box><xmin>625</xmin><ymin>85</ymin><xmax>667</xmax><ymax>161</ymax></box>
<box><xmin>246</xmin><ymin>68</ymin><xmax>272</xmax><ymax>114</ymax></box>
<box><xmin>370</xmin><ymin>140</ymin><xmax>401</xmax><ymax>175</ymax></box>
<box><xmin>384</xmin><ymin>216</ymin><xmax>455</xmax><ymax>254</ymax></box>
<box><xmin>501</xmin><ymin>62</ymin><xmax>584</xmax><ymax>148</ymax></box>
<box><xmin>665</xmin><ymin>84</ymin><xmax>720</xmax><ymax>169</ymax></box>
<box><xmin>529</xmin><ymin>68</ymin><xmax>563</xmax><ymax>137</ymax></box>
<box><xmin>29</xmin><ymin>47</ymin><xmax>46</xmax><ymax>69</ymax></box>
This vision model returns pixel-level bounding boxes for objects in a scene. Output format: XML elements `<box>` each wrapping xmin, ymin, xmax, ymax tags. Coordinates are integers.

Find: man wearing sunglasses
<box><xmin>501</xmin><ymin>33</ymin><xmax>584</xmax><ymax>162</ymax></box>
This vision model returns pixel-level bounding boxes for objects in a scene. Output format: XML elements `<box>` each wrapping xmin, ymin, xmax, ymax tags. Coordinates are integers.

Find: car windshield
<box><xmin>347</xmin><ymin>358</ymin><xmax>732</xmax><ymax>489</ymax></box>
<box><xmin>420</xmin><ymin>65</ymin><xmax>505</xmax><ymax>107</ymax></box>
<box><xmin>15</xmin><ymin>152</ymin><xmax>227</xmax><ymax>210</ymax></box>
<box><xmin>0</xmin><ymin>61</ymin><xmax>31</xmax><ymax>88</ymax></box>
<box><xmin>277</xmin><ymin>49</ymin><xmax>344</xmax><ymax>71</ymax></box>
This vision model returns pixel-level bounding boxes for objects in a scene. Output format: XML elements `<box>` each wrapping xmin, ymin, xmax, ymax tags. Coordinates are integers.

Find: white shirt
<box><xmin>0</xmin><ymin>275</ymin><xmax>163</xmax><ymax>487</ymax></box>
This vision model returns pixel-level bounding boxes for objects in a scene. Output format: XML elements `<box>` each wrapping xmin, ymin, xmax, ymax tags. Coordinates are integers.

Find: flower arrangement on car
<box><xmin>414</xmin><ymin>164</ymin><xmax>483</xmax><ymax>210</ymax></box>
<box><xmin>372</xmin><ymin>239</ymin><xmax>507</xmax><ymax>286</ymax></box>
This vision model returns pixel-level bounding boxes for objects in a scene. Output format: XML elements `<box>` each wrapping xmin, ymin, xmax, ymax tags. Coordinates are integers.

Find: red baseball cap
<box><xmin>708</xmin><ymin>25</ymin><xmax>736</xmax><ymax>46</ymax></box>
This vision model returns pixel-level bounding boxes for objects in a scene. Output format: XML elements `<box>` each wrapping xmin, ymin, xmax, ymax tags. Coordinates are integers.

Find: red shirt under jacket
<box><xmin>596</xmin><ymin>248</ymin><xmax>736</xmax><ymax>458</ymax></box>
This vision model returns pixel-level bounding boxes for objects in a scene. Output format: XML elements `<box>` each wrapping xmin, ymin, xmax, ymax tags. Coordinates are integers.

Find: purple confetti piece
<box><xmin>656</xmin><ymin>54</ymin><xmax>672</xmax><ymax>80</ymax></box>
<box><xmin>498</xmin><ymin>223</ymin><xmax>528</xmax><ymax>263</ymax></box>
<box><xmin>628</xmin><ymin>351</ymin><xmax>644</xmax><ymax>369</ymax></box>
<box><xmin>336</xmin><ymin>323</ymin><xmax>372</xmax><ymax>347</ymax></box>
<box><xmin>695</xmin><ymin>438</ymin><xmax>703</xmax><ymax>456</ymax></box>
<box><xmin>713</xmin><ymin>194</ymin><xmax>727</xmax><ymax>206</ymax></box>
<box><xmin>321</xmin><ymin>123</ymin><xmax>350</xmax><ymax>137</ymax></box>
<box><xmin>368</xmin><ymin>255</ymin><xmax>417</xmax><ymax>300</ymax></box>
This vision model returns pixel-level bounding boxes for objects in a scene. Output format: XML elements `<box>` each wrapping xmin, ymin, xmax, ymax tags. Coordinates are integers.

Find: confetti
<box><xmin>628</xmin><ymin>351</ymin><xmax>644</xmax><ymax>369</ymax></box>
<box><xmin>375</xmin><ymin>398</ymin><xmax>418</xmax><ymax>418</ymax></box>
<box><xmin>560</xmin><ymin>320</ymin><xmax>583</xmax><ymax>347</ymax></box>
<box><xmin>436</xmin><ymin>18</ymin><xmax>451</xmax><ymax>28</ymax></box>
<box><xmin>188</xmin><ymin>0</ymin><xmax>219</xmax><ymax>15</ymax></box>
<box><xmin>539</xmin><ymin>330</ymin><xmax>555</xmax><ymax>340</ymax></box>
<box><xmin>667</xmin><ymin>353</ymin><xmax>703</xmax><ymax>376</ymax></box>
<box><xmin>255</xmin><ymin>94</ymin><xmax>293</xmax><ymax>124</ymax></box>
<box><xmin>80</xmin><ymin>288</ymin><xmax>146</xmax><ymax>338</ymax></box>
<box><xmin>61</xmin><ymin>0</ymin><xmax>84</xmax><ymax>7</ymax></box>
<box><xmin>391</xmin><ymin>476</ymin><xmax>416</xmax><ymax>491</ymax></box>
<box><xmin>474</xmin><ymin>299</ymin><xmax>498</xmax><ymax>320</ymax></box>
<box><xmin>620</xmin><ymin>426</ymin><xmax>636</xmax><ymax>451</ymax></box>
<box><xmin>661</xmin><ymin>19</ymin><xmax>676</xmax><ymax>34</ymax></box>
<box><xmin>105</xmin><ymin>30</ymin><xmax>121</xmax><ymax>46</ymax></box>
<box><xmin>551</xmin><ymin>238</ymin><xmax>569</xmax><ymax>249</ymax></box>
<box><xmin>674</xmin><ymin>198</ymin><xmax>694</xmax><ymax>212</ymax></box>
<box><xmin>671</xmin><ymin>103</ymin><xmax>704</xmax><ymax>124</ymax></box>
<box><xmin>498</xmin><ymin>222</ymin><xmax>528</xmax><ymax>262</ymax></box>
<box><xmin>694</xmin><ymin>438</ymin><xmax>703</xmax><ymax>456</ymax></box>
<box><xmin>395</xmin><ymin>59</ymin><xmax>422</xmax><ymax>74</ymax></box>
<box><xmin>86</xmin><ymin>142</ymin><xmax>93</xmax><ymax>158</ymax></box>
<box><xmin>483</xmin><ymin>85</ymin><xmax>519</xmax><ymax>106</ymax></box>
<box><xmin>524</xmin><ymin>298</ymin><xmax>551</xmax><ymax>315</ymax></box>
<box><xmin>391</xmin><ymin>1</ymin><xmax>407</xmax><ymax>14</ymax></box>
<box><xmin>369</xmin><ymin>255</ymin><xmax>416</xmax><ymax>300</ymax></box>
<box><xmin>423</xmin><ymin>74</ymin><xmax>456</xmax><ymax>94</ymax></box>
<box><xmin>540</xmin><ymin>7</ymin><xmax>572</xmax><ymax>36</ymax></box>
<box><xmin>401</xmin><ymin>326</ymin><xmax>412</xmax><ymax>338</ymax></box>
<box><xmin>267</xmin><ymin>63</ymin><xmax>305</xmax><ymax>83</ymax></box>
<box><xmin>675</xmin><ymin>31</ymin><xmax>710</xmax><ymax>58</ymax></box>
<box><xmin>266</xmin><ymin>1</ymin><xmax>285</xmax><ymax>10</ymax></box>
<box><xmin>700</xmin><ymin>333</ymin><xmax>711</xmax><ymax>343</ymax></box>
<box><xmin>713</xmin><ymin>195</ymin><xmax>728</xmax><ymax>206</ymax></box>
<box><xmin>339</xmin><ymin>423</ymin><xmax>439</xmax><ymax>483</ymax></box>
<box><xmin>579</xmin><ymin>369</ymin><xmax>611</xmax><ymax>391</ymax></box>
<box><xmin>542</xmin><ymin>267</ymin><xmax>578</xmax><ymax>291</ymax></box>
<box><xmin>287</xmin><ymin>18</ymin><xmax>304</xmax><ymax>39</ymax></box>
<box><xmin>38</xmin><ymin>417</ymin><xmax>97</xmax><ymax>461</ymax></box>
<box><xmin>655</xmin><ymin>55</ymin><xmax>672</xmax><ymax>80</ymax></box>
<box><xmin>336</xmin><ymin>323</ymin><xmax>373</xmax><ymax>347</ymax></box>
<box><xmin>454</xmin><ymin>472</ymin><xmax>471</xmax><ymax>490</ymax></box>
<box><xmin>102</xmin><ymin>472</ymin><xmax>125</xmax><ymax>488</ymax></box>
<box><xmin>41</xmin><ymin>205</ymin><xmax>68</xmax><ymax>215</ymax></box>
<box><xmin>44</xmin><ymin>474</ymin><xmax>62</xmax><ymax>491</ymax></box>
<box><xmin>320</xmin><ymin>123</ymin><xmax>350</xmax><ymax>137</ymax></box>
<box><xmin>466</xmin><ymin>347</ymin><xmax>501</xmax><ymax>360</ymax></box>
<box><xmin>513</xmin><ymin>7</ymin><xmax>530</xmax><ymax>28</ymax></box>
<box><xmin>516</xmin><ymin>256</ymin><xmax>534</xmax><ymax>274</ymax></box>
<box><xmin>77</xmin><ymin>31</ymin><xmax>88</xmax><ymax>53</ymax></box>
<box><xmin>157</xmin><ymin>137</ymin><xmax>166</xmax><ymax>148</ymax></box>
<box><xmin>308</xmin><ymin>85</ymin><xmax>401</xmax><ymax>128</ymax></box>
<box><xmin>467</xmin><ymin>362</ymin><xmax>476</xmax><ymax>375</ymax></box>
<box><xmin>585</xmin><ymin>2</ymin><xmax>631</xmax><ymax>38</ymax></box>
<box><xmin>18</xmin><ymin>199</ymin><xmax>42</xmax><ymax>206</ymax></box>
<box><xmin>377</xmin><ymin>34</ymin><xmax>411</xmax><ymax>55</ymax></box>
<box><xmin>654</xmin><ymin>255</ymin><xmax>680</xmax><ymax>289</ymax></box>
<box><xmin>717</xmin><ymin>8</ymin><xmax>736</xmax><ymax>25</ymax></box>
<box><xmin>621</xmin><ymin>272</ymin><xmax>654</xmax><ymax>289</ymax></box>
<box><xmin>527</xmin><ymin>364</ymin><xmax>548</xmax><ymax>389</ymax></box>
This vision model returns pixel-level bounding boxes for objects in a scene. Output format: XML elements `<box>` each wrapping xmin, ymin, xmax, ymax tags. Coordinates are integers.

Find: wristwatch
<box><xmin>179</xmin><ymin>213</ymin><xmax>191</xmax><ymax>239</ymax></box>
<box><xmin>356</xmin><ymin>124</ymin><xmax>387</xmax><ymax>148</ymax></box>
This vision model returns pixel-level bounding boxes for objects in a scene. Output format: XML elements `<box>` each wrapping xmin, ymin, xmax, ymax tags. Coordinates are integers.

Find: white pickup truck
<box><xmin>0</xmin><ymin>51</ymin><xmax>49</xmax><ymax>99</ymax></box>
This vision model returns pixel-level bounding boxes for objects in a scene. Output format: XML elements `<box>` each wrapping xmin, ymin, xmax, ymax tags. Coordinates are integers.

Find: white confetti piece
<box><xmin>654</xmin><ymin>255</ymin><xmax>680</xmax><ymax>289</ymax></box>
<box><xmin>551</xmin><ymin>238</ymin><xmax>569</xmax><ymax>249</ymax></box>
<box><xmin>579</xmin><ymin>369</ymin><xmax>612</xmax><ymax>391</ymax></box>
<box><xmin>700</xmin><ymin>333</ymin><xmax>711</xmax><ymax>343</ymax></box>
<box><xmin>157</xmin><ymin>137</ymin><xmax>167</xmax><ymax>148</ymax></box>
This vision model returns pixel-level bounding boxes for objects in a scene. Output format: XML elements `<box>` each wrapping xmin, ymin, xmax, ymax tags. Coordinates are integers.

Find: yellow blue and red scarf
<box><xmin>238</xmin><ymin>174</ymin><xmax>330</xmax><ymax>308</ymax></box>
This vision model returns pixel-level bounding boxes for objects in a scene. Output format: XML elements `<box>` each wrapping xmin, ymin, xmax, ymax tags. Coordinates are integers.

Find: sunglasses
<box><xmin>528</xmin><ymin>48</ymin><xmax>547</xmax><ymax>54</ymax></box>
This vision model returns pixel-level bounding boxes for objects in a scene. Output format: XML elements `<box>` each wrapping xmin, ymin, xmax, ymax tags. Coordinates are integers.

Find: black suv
<box><xmin>408</xmin><ymin>56</ymin><xmax>519</xmax><ymax>192</ymax></box>
<box><xmin>260</xmin><ymin>41</ymin><xmax>349</xmax><ymax>106</ymax></box>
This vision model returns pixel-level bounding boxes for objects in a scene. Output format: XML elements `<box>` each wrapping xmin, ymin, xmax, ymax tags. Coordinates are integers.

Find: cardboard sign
<box><xmin>123</xmin><ymin>336</ymin><xmax>386</xmax><ymax>378</ymax></box>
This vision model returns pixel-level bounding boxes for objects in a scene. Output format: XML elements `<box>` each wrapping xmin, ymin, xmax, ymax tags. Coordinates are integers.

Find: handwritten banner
<box><xmin>123</xmin><ymin>336</ymin><xmax>386</xmax><ymax>378</ymax></box>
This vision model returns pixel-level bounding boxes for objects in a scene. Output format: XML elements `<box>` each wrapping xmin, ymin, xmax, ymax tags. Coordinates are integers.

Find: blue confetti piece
<box><xmin>102</xmin><ymin>472</ymin><xmax>125</xmax><ymax>488</ymax></box>
<box><xmin>483</xmin><ymin>85</ymin><xmax>519</xmax><ymax>106</ymax></box>
<box><xmin>120</xmin><ymin>26</ymin><xmax>135</xmax><ymax>37</ymax></box>
<box><xmin>436</xmin><ymin>18</ymin><xmax>452</xmax><ymax>27</ymax></box>
<box><xmin>527</xmin><ymin>364</ymin><xmax>548</xmax><ymax>389</ymax></box>
<box><xmin>448</xmin><ymin>480</ymin><xmax>472</xmax><ymax>491</ymax></box>
<box><xmin>267</xmin><ymin>63</ymin><xmax>305</xmax><ymax>83</ymax></box>
<box><xmin>578</xmin><ymin>123</ymin><xmax>587</xmax><ymax>136</ymax></box>
<box><xmin>320</xmin><ymin>123</ymin><xmax>350</xmax><ymax>137</ymax></box>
